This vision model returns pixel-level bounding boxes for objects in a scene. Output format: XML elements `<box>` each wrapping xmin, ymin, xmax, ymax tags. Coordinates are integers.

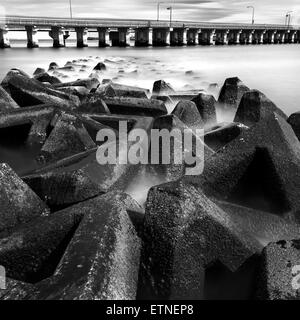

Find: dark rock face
<box><xmin>0</xmin><ymin>163</ymin><xmax>49</xmax><ymax>234</ymax></box>
<box><xmin>103</xmin><ymin>97</ymin><xmax>167</xmax><ymax>117</ymax></box>
<box><xmin>151</xmin><ymin>95</ymin><xmax>174</xmax><ymax>110</ymax></box>
<box><xmin>186</xmin><ymin>101</ymin><xmax>300</xmax><ymax>221</ymax></box>
<box><xmin>56</xmin><ymin>86</ymin><xmax>90</xmax><ymax>100</ymax></box>
<box><xmin>48</xmin><ymin>62</ymin><xmax>59</xmax><ymax>71</ymax></box>
<box><xmin>235</xmin><ymin>90</ymin><xmax>287</xmax><ymax>126</ymax></box>
<box><xmin>0</xmin><ymin>105</ymin><xmax>56</xmax><ymax>146</ymax></box>
<box><xmin>0</xmin><ymin>201</ymin><xmax>84</xmax><ymax>283</ymax></box>
<box><xmin>1</xmin><ymin>68</ymin><xmax>300</xmax><ymax>301</ymax></box>
<box><xmin>97</xmin><ymin>83</ymin><xmax>149</xmax><ymax>99</ymax></box>
<box><xmin>153</xmin><ymin>114</ymin><xmax>213</xmax><ymax>154</ymax></box>
<box><xmin>218</xmin><ymin>77</ymin><xmax>250</xmax><ymax>111</ymax></box>
<box><xmin>79</xmin><ymin>94</ymin><xmax>111</xmax><ymax>114</ymax></box>
<box><xmin>0</xmin><ymin>278</ymin><xmax>38</xmax><ymax>300</ymax></box>
<box><xmin>256</xmin><ymin>240</ymin><xmax>300</xmax><ymax>300</ymax></box>
<box><xmin>23</xmin><ymin>162</ymin><xmax>105</xmax><ymax>210</ymax></box>
<box><xmin>172</xmin><ymin>100</ymin><xmax>204</xmax><ymax>129</ymax></box>
<box><xmin>33</xmin><ymin>68</ymin><xmax>46</xmax><ymax>76</ymax></box>
<box><xmin>34</xmin><ymin>73</ymin><xmax>62</xmax><ymax>85</ymax></box>
<box><xmin>204</xmin><ymin>122</ymin><xmax>248</xmax><ymax>151</ymax></box>
<box><xmin>93</xmin><ymin>62</ymin><xmax>107</xmax><ymax>71</ymax></box>
<box><xmin>6</xmin><ymin>69</ymin><xmax>30</xmax><ymax>78</ymax></box>
<box><xmin>1</xmin><ymin>72</ymin><xmax>80</xmax><ymax>109</ymax></box>
<box><xmin>216</xmin><ymin>201</ymin><xmax>300</xmax><ymax>246</ymax></box>
<box><xmin>54</xmin><ymin>78</ymin><xmax>100</xmax><ymax>91</ymax></box>
<box><xmin>152</xmin><ymin>80</ymin><xmax>175</xmax><ymax>95</ymax></box>
<box><xmin>138</xmin><ymin>181</ymin><xmax>259</xmax><ymax>300</ymax></box>
<box><xmin>192</xmin><ymin>93</ymin><xmax>217</xmax><ymax>127</ymax></box>
<box><xmin>28</xmin><ymin>193</ymin><xmax>142</xmax><ymax>300</ymax></box>
<box><xmin>151</xmin><ymin>114</ymin><xmax>188</xmax><ymax>181</ymax></box>
<box><xmin>0</xmin><ymin>85</ymin><xmax>19</xmax><ymax>111</ymax></box>
<box><xmin>75</xmin><ymin>113</ymin><xmax>114</xmax><ymax>142</ymax></box>
<box><xmin>38</xmin><ymin>113</ymin><xmax>96</xmax><ymax>164</ymax></box>
<box><xmin>288</xmin><ymin>112</ymin><xmax>300</xmax><ymax>141</ymax></box>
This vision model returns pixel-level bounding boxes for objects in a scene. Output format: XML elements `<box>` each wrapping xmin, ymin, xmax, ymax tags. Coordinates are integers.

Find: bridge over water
<box><xmin>0</xmin><ymin>15</ymin><xmax>299</xmax><ymax>48</ymax></box>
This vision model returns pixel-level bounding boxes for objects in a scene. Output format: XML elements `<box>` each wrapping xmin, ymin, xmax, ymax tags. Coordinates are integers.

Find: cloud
<box><xmin>1</xmin><ymin>0</ymin><xmax>300</xmax><ymax>24</ymax></box>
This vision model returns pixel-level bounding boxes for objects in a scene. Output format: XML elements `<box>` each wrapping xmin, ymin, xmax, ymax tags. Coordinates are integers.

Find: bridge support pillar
<box><xmin>274</xmin><ymin>31</ymin><xmax>285</xmax><ymax>44</ymax></box>
<box><xmin>170</xmin><ymin>28</ymin><xmax>188</xmax><ymax>46</ymax></box>
<box><xmin>295</xmin><ymin>31</ymin><xmax>300</xmax><ymax>43</ymax></box>
<box><xmin>263</xmin><ymin>30</ymin><xmax>276</xmax><ymax>44</ymax></box>
<box><xmin>117</xmin><ymin>28</ymin><xmax>130</xmax><ymax>47</ymax></box>
<box><xmin>135</xmin><ymin>28</ymin><xmax>152</xmax><ymax>47</ymax></box>
<box><xmin>97</xmin><ymin>28</ymin><xmax>110</xmax><ymax>47</ymax></box>
<box><xmin>75</xmin><ymin>27</ymin><xmax>88</xmax><ymax>48</ymax></box>
<box><xmin>49</xmin><ymin>27</ymin><xmax>65</xmax><ymax>48</ymax></box>
<box><xmin>199</xmin><ymin>29</ymin><xmax>216</xmax><ymax>45</ymax></box>
<box><xmin>252</xmin><ymin>30</ymin><xmax>265</xmax><ymax>44</ymax></box>
<box><xmin>215</xmin><ymin>29</ymin><xmax>229</xmax><ymax>45</ymax></box>
<box><xmin>292</xmin><ymin>31</ymin><xmax>298</xmax><ymax>43</ymax></box>
<box><xmin>0</xmin><ymin>26</ymin><xmax>10</xmax><ymax>48</ymax></box>
<box><xmin>25</xmin><ymin>26</ymin><xmax>39</xmax><ymax>48</ymax></box>
<box><xmin>152</xmin><ymin>28</ymin><xmax>171</xmax><ymax>46</ymax></box>
<box><xmin>285</xmin><ymin>30</ymin><xmax>297</xmax><ymax>43</ymax></box>
<box><xmin>228</xmin><ymin>30</ymin><xmax>242</xmax><ymax>44</ymax></box>
<box><xmin>187</xmin><ymin>29</ymin><xmax>200</xmax><ymax>45</ymax></box>
<box><xmin>240</xmin><ymin>30</ymin><xmax>254</xmax><ymax>44</ymax></box>
<box><xmin>148</xmin><ymin>28</ymin><xmax>153</xmax><ymax>46</ymax></box>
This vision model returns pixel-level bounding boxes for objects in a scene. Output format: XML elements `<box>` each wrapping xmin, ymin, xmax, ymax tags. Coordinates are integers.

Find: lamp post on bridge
<box><xmin>69</xmin><ymin>0</ymin><xmax>73</xmax><ymax>19</ymax></box>
<box><xmin>167</xmin><ymin>6</ymin><xmax>173</xmax><ymax>29</ymax></box>
<box><xmin>247</xmin><ymin>6</ymin><xmax>255</xmax><ymax>25</ymax></box>
<box><xmin>285</xmin><ymin>11</ymin><xmax>293</xmax><ymax>28</ymax></box>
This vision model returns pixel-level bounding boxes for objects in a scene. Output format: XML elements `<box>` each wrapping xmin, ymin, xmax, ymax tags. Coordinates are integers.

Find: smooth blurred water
<box><xmin>0</xmin><ymin>41</ymin><xmax>300</xmax><ymax>116</ymax></box>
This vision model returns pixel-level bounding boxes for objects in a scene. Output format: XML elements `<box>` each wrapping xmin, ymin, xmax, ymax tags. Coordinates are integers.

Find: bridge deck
<box><xmin>1</xmin><ymin>15</ymin><xmax>299</xmax><ymax>31</ymax></box>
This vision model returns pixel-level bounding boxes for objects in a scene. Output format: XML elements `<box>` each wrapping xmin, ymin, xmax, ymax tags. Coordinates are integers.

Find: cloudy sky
<box><xmin>1</xmin><ymin>0</ymin><xmax>300</xmax><ymax>24</ymax></box>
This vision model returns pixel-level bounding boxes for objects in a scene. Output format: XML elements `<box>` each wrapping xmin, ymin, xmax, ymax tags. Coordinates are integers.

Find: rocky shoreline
<box><xmin>0</xmin><ymin>59</ymin><xmax>300</xmax><ymax>300</ymax></box>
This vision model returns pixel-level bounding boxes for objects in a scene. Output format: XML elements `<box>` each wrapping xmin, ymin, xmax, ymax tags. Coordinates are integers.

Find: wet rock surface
<box><xmin>93</xmin><ymin>62</ymin><xmax>107</xmax><ymax>71</ymax></box>
<box><xmin>256</xmin><ymin>240</ymin><xmax>300</xmax><ymax>300</ymax></box>
<box><xmin>0</xmin><ymin>85</ymin><xmax>20</xmax><ymax>111</ymax></box>
<box><xmin>235</xmin><ymin>90</ymin><xmax>287</xmax><ymax>125</ymax></box>
<box><xmin>152</xmin><ymin>80</ymin><xmax>175</xmax><ymax>95</ymax></box>
<box><xmin>0</xmin><ymin>163</ymin><xmax>49</xmax><ymax>234</ymax></box>
<box><xmin>204</xmin><ymin>122</ymin><xmax>248</xmax><ymax>151</ymax></box>
<box><xmin>34</xmin><ymin>72</ymin><xmax>62</xmax><ymax>85</ymax></box>
<box><xmin>97</xmin><ymin>82</ymin><xmax>149</xmax><ymax>99</ymax></box>
<box><xmin>138</xmin><ymin>181</ymin><xmax>259</xmax><ymax>300</ymax></box>
<box><xmin>23</xmin><ymin>161</ymin><xmax>104</xmax><ymax>211</ymax></box>
<box><xmin>78</xmin><ymin>94</ymin><xmax>111</xmax><ymax>114</ymax></box>
<box><xmin>186</xmin><ymin>94</ymin><xmax>300</xmax><ymax>221</ymax></box>
<box><xmin>0</xmin><ymin>105</ymin><xmax>56</xmax><ymax>147</ymax></box>
<box><xmin>172</xmin><ymin>100</ymin><xmax>204</xmax><ymax>130</ymax></box>
<box><xmin>0</xmin><ymin>66</ymin><xmax>299</xmax><ymax>301</ymax></box>
<box><xmin>28</xmin><ymin>193</ymin><xmax>142</xmax><ymax>300</ymax></box>
<box><xmin>103</xmin><ymin>97</ymin><xmax>167</xmax><ymax>117</ymax></box>
<box><xmin>288</xmin><ymin>111</ymin><xmax>300</xmax><ymax>141</ymax></box>
<box><xmin>1</xmin><ymin>71</ymin><xmax>80</xmax><ymax>109</ymax></box>
<box><xmin>38</xmin><ymin>113</ymin><xmax>96</xmax><ymax>164</ymax></box>
<box><xmin>0</xmin><ymin>205</ymin><xmax>83</xmax><ymax>283</ymax></box>
<box><xmin>191</xmin><ymin>93</ymin><xmax>217</xmax><ymax>127</ymax></box>
<box><xmin>218</xmin><ymin>77</ymin><xmax>250</xmax><ymax>112</ymax></box>
<box><xmin>152</xmin><ymin>114</ymin><xmax>214</xmax><ymax>181</ymax></box>
<box><xmin>53</xmin><ymin>78</ymin><xmax>100</xmax><ymax>91</ymax></box>
<box><xmin>0</xmin><ymin>278</ymin><xmax>38</xmax><ymax>300</ymax></box>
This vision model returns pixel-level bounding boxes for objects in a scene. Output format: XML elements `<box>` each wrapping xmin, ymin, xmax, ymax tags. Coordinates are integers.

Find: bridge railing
<box><xmin>0</xmin><ymin>15</ymin><xmax>299</xmax><ymax>30</ymax></box>
<box><xmin>0</xmin><ymin>16</ymin><xmax>150</xmax><ymax>28</ymax></box>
